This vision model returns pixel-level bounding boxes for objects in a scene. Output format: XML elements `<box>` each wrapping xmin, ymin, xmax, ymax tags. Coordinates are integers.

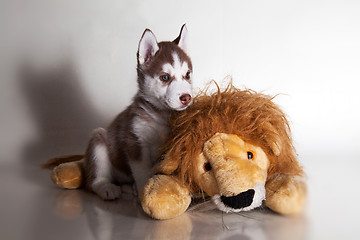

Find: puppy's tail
<box><xmin>42</xmin><ymin>155</ymin><xmax>85</xmax><ymax>189</ymax></box>
<box><xmin>42</xmin><ymin>155</ymin><xmax>84</xmax><ymax>169</ymax></box>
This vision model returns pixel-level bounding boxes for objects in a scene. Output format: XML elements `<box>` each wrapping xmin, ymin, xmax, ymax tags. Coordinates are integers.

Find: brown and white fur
<box><xmin>84</xmin><ymin>25</ymin><xmax>193</xmax><ymax>200</ymax></box>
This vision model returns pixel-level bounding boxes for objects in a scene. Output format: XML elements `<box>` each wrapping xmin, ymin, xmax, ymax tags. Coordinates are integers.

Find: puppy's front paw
<box><xmin>93</xmin><ymin>182</ymin><xmax>122</xmax><ymax>200</ymax></box>
<box><xmin>120</xmin><ymin>184</ymin><xmax>137</xmax><ymax>200</ymax></box>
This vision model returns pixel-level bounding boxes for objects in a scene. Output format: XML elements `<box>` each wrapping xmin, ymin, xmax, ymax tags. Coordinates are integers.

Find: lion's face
<box><xmin>193</xmin><ymin>133</ymin><xmax>270</xmax><ymax>212</ymax></box>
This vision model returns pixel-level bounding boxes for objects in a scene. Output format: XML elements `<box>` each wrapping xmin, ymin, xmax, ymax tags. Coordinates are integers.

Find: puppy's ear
<box><xmin>173</xmin><ymin>24</ymin><xmax>189</xmax><ymax>54</ymax></box>
<box><xmin>137</xmin><ymin>29</ymin><xmax>159</xmax><ymax>65</ymax></box>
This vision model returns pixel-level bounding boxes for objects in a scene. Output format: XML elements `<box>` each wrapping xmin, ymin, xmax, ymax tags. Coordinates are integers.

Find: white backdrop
<box><xmin>1</xmin><ymin>0</ymin><xmax>360</xmax><ymax>165</ymax></box>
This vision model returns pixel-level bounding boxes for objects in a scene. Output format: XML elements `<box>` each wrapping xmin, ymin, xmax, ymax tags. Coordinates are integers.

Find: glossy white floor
<box><xmin>1</xmin><ymin>153</ymin><xmax>359</xmax><ymax>240</ymax></box>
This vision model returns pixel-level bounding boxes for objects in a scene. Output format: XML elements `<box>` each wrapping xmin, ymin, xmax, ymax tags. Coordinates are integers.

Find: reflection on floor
<box><xmin>0</xmin><ymin>163</ymin><xmax>309</xmax><ymax>240</ymax></box>
<box><xmin>3</xmin><ymin>154</ymin><xmax>360</xmax><ymax>240</ymax></box>
<box><xmin>52</xmin><ymin>189</ymin><xmax>307</xmax><ymax>240</ymax></box>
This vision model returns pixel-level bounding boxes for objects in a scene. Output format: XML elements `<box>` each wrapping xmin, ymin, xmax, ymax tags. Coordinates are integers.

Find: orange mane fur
<box><xmin>157</xmin><ymin>82</ymin><xmax>303</xmax><ymax>193</ymax></box>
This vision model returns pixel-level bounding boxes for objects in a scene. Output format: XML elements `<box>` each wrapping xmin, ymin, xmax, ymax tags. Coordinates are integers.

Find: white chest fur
<box><xmin>132</xmin><ymin>111</ymin><xmax>169</xmax><ymax>162</ymax></box>
<box><xmin>130</xmin><ymin>111</ymin><xmax>169</xmax><ymax>194</ymax></box>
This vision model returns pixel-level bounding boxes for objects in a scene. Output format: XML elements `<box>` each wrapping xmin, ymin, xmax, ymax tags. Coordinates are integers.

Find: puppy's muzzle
<box><xmin>220</xmin><ymin>189</ymin><xmax>255</xmax><ymax>209</ymax></box>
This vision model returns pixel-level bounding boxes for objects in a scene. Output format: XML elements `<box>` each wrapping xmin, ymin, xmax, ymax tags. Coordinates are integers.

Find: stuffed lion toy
<box><xmin>141</xmin><ymin>83</ymin><xmax>306</xmax><ymax>219</ymax></box>
<box><xmin>44</xmin><ymin>83</ymin><xmax>306</xmax><ymax>220</ymax></box>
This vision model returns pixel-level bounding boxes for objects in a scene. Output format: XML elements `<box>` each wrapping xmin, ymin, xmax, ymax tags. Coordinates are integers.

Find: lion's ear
<box><xmin>269</xmin><ymin>138</ymin><xmax>281</xmax><ymax>156</ymax></box>
<box><xmin>263</xmin><ymin>122</ymin><xmax>282</xmax><ymax>156</ymax></box>
<box><xmin>156</xmin><ymin>152</ymin><xmax>180</xmax><ymax>175</ymax></box>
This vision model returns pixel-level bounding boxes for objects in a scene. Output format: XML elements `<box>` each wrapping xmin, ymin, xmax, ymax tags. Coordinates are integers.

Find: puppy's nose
<box><xmin>179</xmin><ymin>94</ymin><xmax>191</xmax><ymax>105</ymax></box>
<box><xmin>220</xmin><ymin>189</ymin><xmax>255</xmax><ymax>209</ymax></box>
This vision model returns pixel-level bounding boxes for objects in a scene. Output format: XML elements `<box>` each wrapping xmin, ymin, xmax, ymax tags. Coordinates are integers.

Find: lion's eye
<box><xmin>247</xmin><ymin>151</ymin><xmax>254</xmax><ymax>160</ymax></box>
<box><xmin>204</xmin><ymin>162</ymin><xmax>212</xmax><ymax>171</ymax></box>
<box><xmin>160</xmin><ymin>74</ymin><xmax>170</xmax><ymax>81</ymax></box>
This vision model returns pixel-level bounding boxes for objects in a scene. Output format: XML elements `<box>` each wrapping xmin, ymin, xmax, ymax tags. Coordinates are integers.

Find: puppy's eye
<box><xmin>160</xmin><ymin>74</ymin><xmax>170</xmax><ymax>81</ymax></box>
<box><xmin>247</xmin><ymin>151</ymin><xmax>254</xmax><ymax>160</ymax></box>
<box><xmin>185</xmin><ymin>71</ymin><xmax>191</xmax><ymax>80</ymax></box>
<box><xmin>204</xmin><ymin>162</ymin><xmax>212</xmax><ymax>171</ymax></box>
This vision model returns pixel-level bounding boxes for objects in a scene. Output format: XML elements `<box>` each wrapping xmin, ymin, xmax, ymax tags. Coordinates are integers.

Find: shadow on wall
<box><xmin>19</xmin><ymin>61</ymin><xmax>107</xmax><ymax>184</ymax></box>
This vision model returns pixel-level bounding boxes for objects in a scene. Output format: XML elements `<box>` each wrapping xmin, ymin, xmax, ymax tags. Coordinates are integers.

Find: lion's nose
<box><xmin>220</xmin><ymin>189</ymin><xmax>255</xmax><ymax>209</ymax></box>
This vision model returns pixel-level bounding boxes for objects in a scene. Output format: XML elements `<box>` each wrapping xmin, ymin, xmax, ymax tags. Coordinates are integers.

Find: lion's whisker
<box><xmin>222</xmin><ymin>212</ymin><xmax>230</xmax><ymax>230</ymax></box>
<box><xmin>232</xmin><ymin>211</ymin><xmax>263</xmax><ymax>222</ymax></box>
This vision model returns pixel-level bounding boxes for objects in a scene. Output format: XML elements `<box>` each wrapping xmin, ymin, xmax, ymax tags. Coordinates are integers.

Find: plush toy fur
<box><xmin>141</xmin><ymin>83</ymin><xmax>306</xmax><ymax>219</ymax></box>
<box><xmin>43</xmin><ymin>155</ymin><xmax>84</xmax><ymax>189</ymax></box>
<box><xmin>44</xmin><ymin>83</ymin><xmax>306</xmax><ymax>220</ymax></box>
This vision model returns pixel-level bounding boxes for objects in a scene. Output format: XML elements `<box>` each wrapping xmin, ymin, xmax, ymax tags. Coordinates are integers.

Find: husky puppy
<box><xmin>84</xmin><ymin>25</ymin><xmax>193</xmax><ymax>200</ymax></box>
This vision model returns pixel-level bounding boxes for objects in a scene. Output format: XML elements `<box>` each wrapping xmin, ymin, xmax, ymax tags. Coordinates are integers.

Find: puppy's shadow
<box><xmin>19</xmin><ymin>61</ymin><xmax>107</xmax><ymax>184</ymax></box>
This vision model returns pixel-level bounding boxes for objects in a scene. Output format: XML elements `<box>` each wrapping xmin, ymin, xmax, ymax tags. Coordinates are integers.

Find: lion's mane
<box><xmin>157</xmin><ymin>83</ymin><xmax>303</xmax><ymax>192</ymax></box>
